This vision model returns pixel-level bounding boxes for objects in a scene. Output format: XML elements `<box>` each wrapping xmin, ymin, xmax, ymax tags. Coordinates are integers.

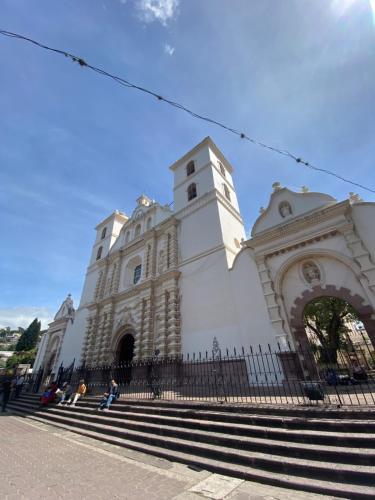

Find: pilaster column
<box><xmin>340</xmin><ymin>221</ymin><xmax>375</xmax><ymax>307</ymax></box>
<box><xmin>167</xmin><ymin>286</ymin><xmax>181</xmax><ymax>356</ymax></box>
<box><xmin>255</xmin><ymin>256</ymin><xmax>289</xmax><ymax>345</ymax></box>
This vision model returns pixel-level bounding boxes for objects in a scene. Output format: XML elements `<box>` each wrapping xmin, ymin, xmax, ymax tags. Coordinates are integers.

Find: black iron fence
<box><xmin>26</xmin><ymin>340</ymin><xmax>375</xmax><ymax>406</ymax></box>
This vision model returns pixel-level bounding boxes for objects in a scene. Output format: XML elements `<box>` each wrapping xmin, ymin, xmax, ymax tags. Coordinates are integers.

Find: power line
<box><xmin>1</xmin><ymin>28</ymin><xmax>374</xmax><ymax>195</ymax></box>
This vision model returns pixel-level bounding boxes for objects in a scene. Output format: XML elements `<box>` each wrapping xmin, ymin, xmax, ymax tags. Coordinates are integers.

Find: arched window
<box><xmin>133</xmin><ymin>264</ymin><xmax>142</xmax><ymax>284</ymax></box>
<box><xmin>124</xmin><ymin>255</ymin><xmax>142</xmax><ymax>288</ymax></box>
<box><xmin>218</xmin><ymin>161</ymin><xmax>226</xmax><ymax>177</ymax></box>
<box><xmin>96</xmin><ymin>246</ymin><xmax>103</xmax><ymax>260</ymax></box>
<box><xmin>186</xmin><ymin>160</ymin><xmax>195</xmax><ymax>176</ymax></box>
<box><xmin>187</xmin><ymin>183</ymin><xmax>197</xmax><ymax>201</ymax></box>
<box><xmin>125</xmin><ymin>231</ymin><xmax>130</xmax><ymax>243</ymax></box>
<box><xmin>101</xmin><ymin>227</ymin><xmax>107</xmax><ymax>239</ymax></box>
<box><xmin>146</xmin><ymin>217</ymin><xmax>152</xmax><ymax>230</ymax></box>
<box><xmin>135</xmin><ymin>224</ymin><xmax>141</xmax><ymax>237</ymax></box>
<box><xmin>223</xmin><ymin>184</ymin><xmax>231</xmax><ymax>201</ymax></box>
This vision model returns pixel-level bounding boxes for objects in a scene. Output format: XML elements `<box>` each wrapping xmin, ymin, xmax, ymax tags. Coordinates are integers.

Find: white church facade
<box><xmin>34</xmin><ymin>137</ymin><xmax>375</xmax><ymax>375</ymax></box>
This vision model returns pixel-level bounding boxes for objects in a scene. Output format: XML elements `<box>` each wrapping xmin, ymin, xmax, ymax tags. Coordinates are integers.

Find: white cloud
<box><xmin>0</xmin><ymin>307</ymin><xmax>54</xmax><ymax>330</ymax></box>
<box><xmin>136</xmin><ymin>0</ymin><xmax>179</xmax><ymax>25</ymax></box>
<box><xmin>164</xmin><ymin>43</ymin><xmax>175</xmax><ymax>56</ymax></box>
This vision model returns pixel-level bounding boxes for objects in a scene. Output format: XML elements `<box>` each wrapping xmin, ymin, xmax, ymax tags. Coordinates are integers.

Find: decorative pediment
<box><xmin>54</xmin><ymin>294</ymin><xmax>75</xmax><ymax>321</ymax></box>
<box><xmin>251</xmin><ymin>184</ymin><xmax>336</xmax><ymax>236</ymax></box>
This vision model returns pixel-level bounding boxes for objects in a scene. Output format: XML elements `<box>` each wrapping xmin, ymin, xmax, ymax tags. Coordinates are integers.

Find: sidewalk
<box><xmin>0</xmin><ymin>413</ymin><xmax>336</xmax><ymax>499</ymax></box>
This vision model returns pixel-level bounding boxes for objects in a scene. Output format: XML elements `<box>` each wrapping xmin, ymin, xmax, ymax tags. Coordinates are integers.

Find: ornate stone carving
<box><xmin>301</xmin><ymin>261</ymin><xmax>321</xmax><ymax>284</ymax></box>
<box><xmin>279</xmin><ymin>201</ymin><xmax>292</xmax><ymax>218</ymax></box>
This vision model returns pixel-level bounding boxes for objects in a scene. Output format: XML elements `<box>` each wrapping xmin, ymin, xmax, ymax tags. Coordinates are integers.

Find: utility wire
<box><xmin>1</xmin><ymin>28</ymin><xmax>374</xmax><ymax>195</ymax></box>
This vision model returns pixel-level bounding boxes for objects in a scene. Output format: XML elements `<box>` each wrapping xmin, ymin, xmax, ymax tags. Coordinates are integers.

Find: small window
<box><xmin>187</xmin><ymin>183</ymin><xmax>197</xmax><ymax>201</ymax></box>
<box><xmin>223</xmin><ymin>184</ymin><xmax>231</xmax><ymax>201</ymax></box>
<box><xmin>186</xmin><ymin>160</ymin><xmax>195</xmax><ymax>176</ymax></box>
<box><xmin>218</xmin><ymin>161</ymin><xmax>226</xmax><ymax>177</ymax></box>
<box><xmin>135</xmin><ymin>224</ymin><xmax>141</xmax><ymax>237</ymax></box>
<box><xmin>133</xmin><ymin>264</ymin><xmax>142</xmax><ymax>284</ymax></box>
<box><xmin>146</xmin><ymin>217</ymin><xmax>152</xmax><ymax>230</ymax></box>
<box><xmin>96</xmin><ymin>246</ymin><xmax>103</xmax><ymax>260</ymax></box>
<box><xmin>125</xmin><ymin>231</ymin><xmax>130</xmax><ymax>243</ymax></box>
<box><xmin>101</xmin><ymin>227</ymin><xmax>107</xmax><ymax>239</ymax></box>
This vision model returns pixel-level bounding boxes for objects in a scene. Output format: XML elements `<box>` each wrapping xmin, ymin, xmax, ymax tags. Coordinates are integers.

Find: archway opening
<box><xmin>303</xmin><ymin>296</ymin><xmax>374</xmax><ymax>371</ymax></box>
<box><xmin>116</xmin><ymin>333</ymin><xmax>135</xmax><ymax>365</ymax></box>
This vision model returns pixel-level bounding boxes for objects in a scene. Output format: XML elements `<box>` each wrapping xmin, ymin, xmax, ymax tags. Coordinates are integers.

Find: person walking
<box><xmin>1</xmin><ymin>376</ymin><xmax>12</xmax><ymax>412</ymax></box>
<box><xmin>67</xmin><ymin>379</ymin><xmax>86</xmax><ymax>407</ymax></box>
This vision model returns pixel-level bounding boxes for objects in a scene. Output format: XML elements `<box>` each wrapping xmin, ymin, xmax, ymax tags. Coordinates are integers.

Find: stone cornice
<box><xmin>47</xmin><ymin>317</ymin><xmax>70</xmax><ymax>329</ymax></box>
<box><xmin>174</xmin><ymin>188</ymin><xmax>243</xmax><ymax>225</ymax></box>
<box><xmin>246</xmin><ymin>200</ymin><xmax>350</xmax><ymax>250</ymax></box>
<box><xmin>86</xmin><ymin>269</ymin><xmax>181</xmax><ymax>309</ymax></box>
<box><xmin>95</xmin><ymin>211</ymin><xmax>128</xmax><ymax>230</ymax></box>
<box><xmin>263</xmin><ymin>230</ymin><xmax>339</xmax><ymax>259</ymax></box>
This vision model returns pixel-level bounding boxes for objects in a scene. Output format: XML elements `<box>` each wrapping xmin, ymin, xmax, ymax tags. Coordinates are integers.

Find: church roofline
<box><xmin>251</xmin><ymin>187</ymin><xmax>337</xmax><ymax>237</ymax></box>
<box><xmin>169</xmin><ymin>136</ymin><xmax>234</xmax><ymax>174</ymax></box>
<box><xmin>95</xmin><ymin>210</ymin><xmax>128</xmax><ymax>230</ymax></box>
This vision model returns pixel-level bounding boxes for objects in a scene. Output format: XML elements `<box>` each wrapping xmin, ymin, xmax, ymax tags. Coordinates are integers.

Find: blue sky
<box><xmin>1</xmin><ymin>0</ymin><xmax>374</xmax><ymax>329</ymax></box>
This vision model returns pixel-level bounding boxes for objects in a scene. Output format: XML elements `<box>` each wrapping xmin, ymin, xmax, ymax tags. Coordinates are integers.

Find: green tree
<box><xmin>15</xmin><ymin>318</ymin><xmax>41</xmax><ymax>352</ymax></box>
<box><xmin>6</xmin><ymin>348</ymin><xmax>37</xmax><ymax>369</ymax></box>
<box><xmin>303</xmin><ymin>297</ymin><xmax>358</xmax><ymax>364</ymax></box>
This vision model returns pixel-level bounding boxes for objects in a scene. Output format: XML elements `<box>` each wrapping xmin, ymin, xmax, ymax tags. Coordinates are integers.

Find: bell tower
<box><xmin>170</xmin><ymin>136</ymin><xmax>245</xmax><ymax>266</ymax></box>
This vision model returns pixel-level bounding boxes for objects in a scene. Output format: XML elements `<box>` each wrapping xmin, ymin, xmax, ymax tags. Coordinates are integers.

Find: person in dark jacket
<box><xmin>1</xmin><ymin>376</ymin><xmax>12</xmax><ymax>412</ymax></box>
<box><xmin>98</xmin><ymin>379</ymin><xmax>119</xmax><ymax>411</ymax></box>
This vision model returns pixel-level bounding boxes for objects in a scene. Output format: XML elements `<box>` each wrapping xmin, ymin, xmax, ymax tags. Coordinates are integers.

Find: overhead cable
<box><xmin>1</xmin><ymin>29</ymin><xmax>374</xmax><ymax>195</ymax></box>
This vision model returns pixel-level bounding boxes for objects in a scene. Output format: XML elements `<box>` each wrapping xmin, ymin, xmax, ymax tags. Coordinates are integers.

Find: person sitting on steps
<box><xmin>66</xmin><ymin>379</ymin><xmax>86</xmax><ymax>407</ymax></box>
<box><xmin>98</xmin><ymin>379</ymin><xmax>119</xmax><ymax>411</ymax></box>
<box><xmin>57</xmin><ymin>382</ymin><xmax>73</xmax><ymax>405</ymax></box>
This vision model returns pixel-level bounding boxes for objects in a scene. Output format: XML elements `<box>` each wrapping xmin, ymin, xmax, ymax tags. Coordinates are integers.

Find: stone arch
<box><xmin>289</xmin><ymin>285</ymin><xmax>375</xmax><ymax>350</ymax></box>
<box><xmin>112</xmin><ymin>326</ymin><xmax>136</xmax><ymax>365</ymax></box>
<box><xmin>274</xmin><ymin>248</ymin><xmax>363</xmax><ymax>297</ymax></box>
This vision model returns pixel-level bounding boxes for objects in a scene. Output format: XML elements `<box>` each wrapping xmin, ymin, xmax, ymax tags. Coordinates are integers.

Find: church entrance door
<box><xmin>117</xmin><ymin>333</ymin><xmax>135</xmax><ymax>364</ymax></box>
<box><xmin>115</xmin><ymin>333</ymin><xmax>135</xmax><ymax>384</ymax></box>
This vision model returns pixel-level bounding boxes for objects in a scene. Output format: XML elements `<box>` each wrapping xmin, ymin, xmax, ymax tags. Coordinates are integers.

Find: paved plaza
<box><xmin>0</xmin><ymin>413</ymin><xmax>336</xmax><ymax>500</ymax></box>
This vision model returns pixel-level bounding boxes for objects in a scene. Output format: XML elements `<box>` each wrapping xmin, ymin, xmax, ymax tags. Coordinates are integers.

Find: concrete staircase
<box><xmin>8</xmin><ymin>394</ymin><xmax>375</xmax><ymax>499</ymax></box>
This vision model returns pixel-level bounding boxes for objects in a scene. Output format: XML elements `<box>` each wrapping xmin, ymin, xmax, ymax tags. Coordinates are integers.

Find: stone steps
<box><xmin>8</xmin><ymin>398</ymin><xmax>375</xmax><ymax>463</ymax></box>
<box><xmin>8</xmin><ymin>395</ymin><xmax>375</xmax><ymax>498</ymax></box>
<box><xmin>17</xmin><ymin>393</ymin><xmax>375</xmax><ymax>432</ymax></box>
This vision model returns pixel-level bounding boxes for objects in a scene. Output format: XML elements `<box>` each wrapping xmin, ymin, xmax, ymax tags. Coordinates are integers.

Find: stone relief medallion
<box><xmin>279</xmin><ymin>201</ymin><xmax>292</xmax><ymax>218</ymax></box>
<box><xmin>301</xmin><ymin>260</ymin><xmax>322</xmax><ymax>285</ymax></box>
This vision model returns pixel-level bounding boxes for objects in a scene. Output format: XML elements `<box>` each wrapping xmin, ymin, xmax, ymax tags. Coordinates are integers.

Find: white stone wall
<box><xmin>47</xmin><ymin>138</ymin><xmax>375</xmax><ymax>373</ymax></box>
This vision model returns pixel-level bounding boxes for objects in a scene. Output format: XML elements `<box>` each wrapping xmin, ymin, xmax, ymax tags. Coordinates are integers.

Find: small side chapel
<box><xmin>34</xmin><ymin>137</ymin><xmax>375</xmax><ymax>375</ymax></box>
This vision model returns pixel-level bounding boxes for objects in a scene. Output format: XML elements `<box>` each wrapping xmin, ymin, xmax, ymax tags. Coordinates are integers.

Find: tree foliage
<box><xmin>303</xmin><ymin>297</ymin><xmax>358</xmax><ymax>363</ymax></box>
<box><xmin>6</xmin><ymin>348</ymin><xmax>37</xmax><ymax>368</ymax></box>
<box><xmin>15</xmin><ymin>318</ymin><xmax>41</xmax><ymax>352</ymax></box>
